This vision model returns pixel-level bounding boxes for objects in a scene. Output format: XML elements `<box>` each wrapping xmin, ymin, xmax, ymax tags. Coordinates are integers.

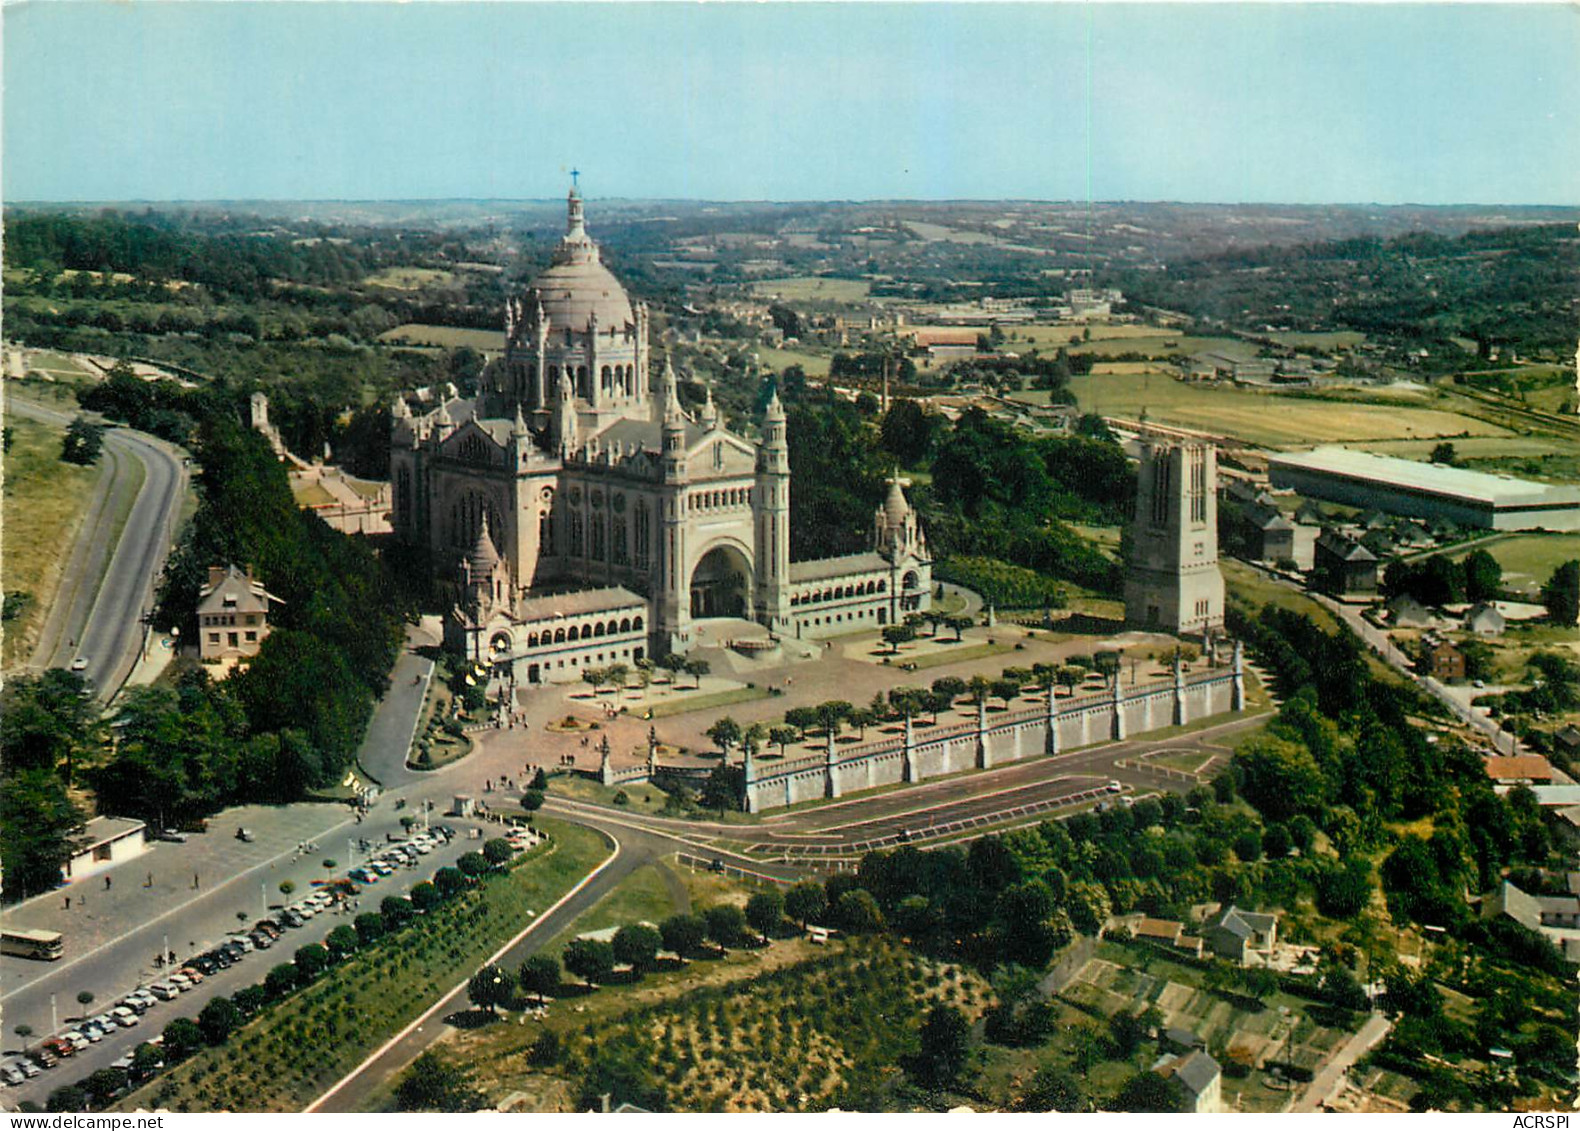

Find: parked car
<box><xmin>150</xmin><ymin>829</ymin><xmax>187</xmax><ymax>843</ymax></box>
<box><xmin>0</xmin><ymin>1062</ymin><xmax>26</xmax><ymax>1087</ymax></box>
<box><xmin>43</xmin><ymin>1036</ymin><xmax>77</xmax><ymax>1057</ymax></box>
<box><xmin>28</xmin><ymin>1047</ymin><xmax>58</xmax><ymax>1070</ymax></box>
<box><xmin>61</xmin><ymin>1032</ymin><xmax>90</xmax><ymax>1052</ymax></box>
<box><xmin>125</xmin><ymin>991</ymin><xmax>158</xmax><ymax>1012</ymax></box>
<box><xmin>253</xmin><ymin>919</ymin><xmax>281</xmax><ymax>938</ymax></box>
<box><xmin>78</xmin><ymin>1022</ymin><xmax>107</xmax><ymax>1043</ymax></box>
<box><xmin>235</xmin><ymin>827</ymin><xmax>255</xmax><ymax>843</ymax></box>
<box><xmin>13</xmin><ymin>1057</ymin><xmax>40</xmax><ymax>1078</ymax></box>
<box><xmin>249</xmin><ymin>931</ymin><xmax>274</xmax><ymax>950</ymax></box>
<box><xmin>231</xmin><ymin>934</ymin><xmax>255</xmax><ymax>953</ymax></box>
<box><xmin>111</xmin><ymin>1007</ymin><xmax>139</xmax><ymax>1028</ymax></box>
<box><xmin>279</xmin><ymin>909</ymin><xmax>305</xmax><ymax>928</ymax></box>
<box><xmin>150</xmin><ymin>982</ymin><xmax>179</xmax><ymax>1001</ymax></box>
<box><xmin>169</xmin><ymin>974</ymin><xmax>193</xmax><ymax>992</ymax></box>
<box><xmin>178</xmin><ymin>966</ymin><xmax>204</xmax><ymax>984</ymax></box>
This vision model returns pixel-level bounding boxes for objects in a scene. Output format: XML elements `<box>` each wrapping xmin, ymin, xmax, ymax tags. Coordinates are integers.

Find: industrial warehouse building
<box><xmin>1268</xmin><ymin>448</ymin><xmax>1580</xmax><ymax>531</ymax></box>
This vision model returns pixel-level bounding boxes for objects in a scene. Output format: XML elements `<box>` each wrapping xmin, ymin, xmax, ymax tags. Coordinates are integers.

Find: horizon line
<box><xmin>7</xmin><ymin>197</ymin><xmax>1580</xmax><ymax>211</ymax></box>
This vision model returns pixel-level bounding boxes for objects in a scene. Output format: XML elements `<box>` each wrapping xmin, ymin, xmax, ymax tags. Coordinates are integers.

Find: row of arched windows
<box><xmin>600</xmin><ymin>364</ymin><xmax>638</xmax><ymax>397</ymax></box>
<box><xmin>790</xmin><ymin>579</ymin><xmax>885</xmax><ymax>607</ymax></box>
<box><xmin>525</xmin><ymin>615</ymin><xmax>644</xmax><ymax>649</ymax></box>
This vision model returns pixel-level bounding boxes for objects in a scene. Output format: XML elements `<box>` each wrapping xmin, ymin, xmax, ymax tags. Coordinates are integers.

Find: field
<box><xmin>378</xmin><ymin>323</ymin><xmax>507</xmax><ymax>351</ymax></box>
<box><xmin>115</xmin><ymin>819</ymin><xmax>611</xmax><ymax>1114</ymax></box>
<box><xmin>438</xmin><ymin>936</ymin><xmax>994</xmax><ymax>1112</ymax></box>
<box><xmin>290</xmin><ymin>481</ymin><xmax>337</xmax><ymax>507</ymax></box>
<box><xmin>754</xmin><ymin>345</ymin><xmax>832</xmax><ymax>377</ymax></box>
<box><xmin>363</xmin><ymin>267</ymin><xmax>458</xmax><ymax>291</ymax></box>
<box><xmin>1043</xmin><ymin>373</ymin><xmax>1510</xmax><ymax>448</ymax></box>
<box><xmin>1060</xmin><ymin>943</ymin><xmax>1362</xmax><ymax>1112</ymax></box>
<box><xmin>541</xmin><ymin>861</ymin><xmax>684</xmax><ymax>951</ymax></box>
<box><xmin>751</xmin><ymin>277</ymin><xmax>870</xmax><ymax>303</ymax></box>
<box><xmin>20</xmin><ymin>349</ymin><xmax>96</xmax><ymax>383</ymax></box>
<box><xmin>1449</xmin><ymin>533</ymin><xmax>1580</xmax><ymax>594</ymax></box>
<box><xmin>1</xmin><ymin>415</ymin><xmax>115</xmax><ymax>667</ymax></box>
<box><xmin>1265</xmin><ymin>331</ymin><xmax>1367</xmax><ymax>351</ymax></box>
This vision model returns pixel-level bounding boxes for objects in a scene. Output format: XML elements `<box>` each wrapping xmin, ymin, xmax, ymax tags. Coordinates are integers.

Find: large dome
<box><xmin>523</xmin><ymin>190</ymin><xmax>635</xmax><ymax>333</ymax></box>
<box><xmin>527</xmin><ymin>258</ymin><xmax>634</xmax><ymax>333</ymax></box>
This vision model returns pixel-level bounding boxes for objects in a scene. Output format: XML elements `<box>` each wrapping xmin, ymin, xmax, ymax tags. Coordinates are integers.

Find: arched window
<box><xmin>607</xmin><ymin>620</ymin><xmax>619</xmax><ymax>635</ymax></box>
<box><xmin>594</xmin><ymin>623</ymin><xmax>606</xmax><ymax>638</ymax></box>
<box><xmin>632</xmin><ymin>615</ymin><xmax>644</xmax><ymax>631</ymax></box>
<box><xmin>878</xmin><ymin>580</ymin><xmax>887</xmax><ymax>592</ymax></box>
<box><xmin>554</xmin><ymin>627</ymin><xmax>566</xmax><ymax>643</ymax></box>
<box><xmin>619</xmin><ymin>617</ymin><xmax>631</xmax><ymax>632</ymax></box>
<box><xmin>528</xmin><ymin>633</ymin><xmax>538</xmax><ymax>648</ymax></box>
<box><xmin>601</xmin><ymin>365</ymin><xmax>611</xmax><ymax>390</ymax></box>
<box><xmin>567</xmin><ymin>625</ymin><xmax>579</xmax><ymax>642</ymax></box>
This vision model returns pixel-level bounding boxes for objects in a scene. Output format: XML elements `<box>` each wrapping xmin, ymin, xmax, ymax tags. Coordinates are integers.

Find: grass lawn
<box><xmin>899</xmin><ymin>640</ymin><xmax>1015</xmax><ymax>670</ymax></box>
<box><xmin>1056</xmin><ymin>372</ymin><xmax>1509</xmax><ymax>448</ymax></box>
<box><xmin>543</xmin><ymin>774</ymin><xmax>672</xmax><ymax>814</ymax></box>
<box><xmin>755</xmin><ymin>345</ymin><xmax>832</xmax><ymax>377</ymax></box>
<box><xmin>378</xmin><ymin>323</ymin><xmax>507</xmax><ymax>351</ymax></box>
<box><xmin>291</xmin><ymin>480</ymin><xmax>337</xmax><ymax>507</ymax></box>
<box><xmin>116</xmin><ymin>818</ymin><xmax>612</xmax><ymax>1114</ymax></box>
<box><xmin>364</xmin><ymin>267</ymin><xmax>457</xmax><ymax>291</ymax></box>
<box><xmin>1448</xmin><ymin>532</ymin><xmax>1580</xmax><ymax>593</ymax></box>
<box><xmin>541</xmin><ymin>862</ymin><xmax>685</xmax><ymax>951</ymax></box>
<box><xmin>751</xmin><ymin>276</ymin><xmax>870</xmax><ymax>303</ymax></box>
<box><xmin>646</xmin><ymin>684</ymin><xmax>772</xmax><ymax>719</ymax></box>
<box><xmin>24</xmin><ymin>350</ymin><xmax>95</xmax><ymax>381</ymax></box>
<box><xmin>1</xmin><ymin>415</ymin><xmax>112</xmax><ymax>667</ymax></box>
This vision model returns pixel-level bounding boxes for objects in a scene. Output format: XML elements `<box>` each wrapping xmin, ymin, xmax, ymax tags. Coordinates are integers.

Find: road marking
<box><xmin>304</xmin><ymin>831</ymin><xmax>625</xmax><ymax>1112</ymax></box>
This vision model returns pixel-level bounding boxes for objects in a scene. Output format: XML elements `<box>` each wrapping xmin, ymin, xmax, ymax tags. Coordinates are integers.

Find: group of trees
<box><xmin>0</xmin><ymin>671</ymin><xmax>92</xmax><ymax>899</ymax></box>
<box><xmin>1382</xmin><ymin>548</ymin><xmax>1502</xmax><ymax>607</ymax></box>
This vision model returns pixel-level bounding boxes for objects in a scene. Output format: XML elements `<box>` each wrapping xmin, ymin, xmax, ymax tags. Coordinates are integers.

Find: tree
<box><xmin>783</xmin><ymin>706</ymin><xmax>818</xmax><ymax>740</ymax></box>
<box><xmin>46</xmin><ymin>1085</ymin><xmax>88</xmax><ymax>1113</ymax></box>
<box><xmin>77</xmin><ymin>989</ymin><xmax>95</xmax><ymax>1007</ymax></box>
<box><xmin>1542</xmin><ymin>561</ymin><xmax>1579</xmax><ymax>624</ymax></box>
<box><xmin>659</xmin><ymin>912</ymin><xmax>707</xmax><ymax>957</ymax></box>
<box><xmin>1429</xmin><ymin>442</ymin><xmax>1458</xmax><ymax>466</ymax></box>
<box><xmin>945</xmin><ymin>615</ymin><xmax>973</xmax><ymax>641</ymax></box>
<box><xmin>0</xmin><ymin>767</ymin><xmax>85</xmax><ymax>899</ymax></box>
<box><xmin>913</xmin><ymin>1005</ymin><xmax>973</xmax><ymax>1088</ymax></box>
<box><xmin>704</xmin><ymin>904</ymin><xmax>749</xmax><ymax>949</ymax></box>
<box><xmin>562</xmin><ymin>937</ymin><xmax>616</xmax><ymax>986</ymax></box>
<box><xmin>410</xmin><ymin>881</ymin><xmax>440</xmax><ymax>912</ymax></box>
<box><xmin>233</xmin><ymin>984</ymin><xmax>266</xmax><ymax>1016</ymax></box>
<box><xmin>967</xmin><ymin>675</ymin><xmax>992</xmax><ymax>705</ymax></box>
<box><xmin>396</xmin><ymin>1051</ymin><xmax>482</xmax><ymax>1112</ymax></box>
<box><xmin>457</xmin><ymin>851</ymin><xmax>489</xmax><ymax>878</ymax></box>
<box><xmin>83</xmin><ymin>1067</ymin><xmax>129</xmax><ymax>1105</ymax></box>
<box><xmin>1093</xmin><ymin>651</ymin><xmax>1121</xmax><ymax>685</ymax></box>
<box><xmin>931</xmin><ymin>676</ymin><xmax>967</xmax><ymax>708</ymax></box>
<box><xmin>161</xmin><ymin>1017</ymin><xmax>204</xmax><ymax>1061</ymax></box>
<box><xmin>325</xmin><ymin>924</ymin><xmax>359</xmax><ymax>958</ymax></box>
<box><xmin>1066</xmin><ymin>881</ymin><xmax>1112</xmax><ymax>936</ymax></box>
<box><xmin>705</xmin><ymin>716</ymin><xmax>742</xmax><ymax>755</ymax></box>
<box><xmin>1017</xmin><ymin>1066</ymin><xmax>1086</xmax><ymax>1112</ymax></box>
<box><xmin>521</xmin><ymin>788</ymin><xmax>545</xmax><ymax>813</ymax></box>
<box><xmin>816</xmin><ymin>699</ymin><xmax>853</xmax><ymax>741</ymax></box>
<box><xmin>990</xmin><ymin>678</ymin><xmax>1021</xmax><ymax>710</ymax></box>
<box><xmin>682</xmin><ymin>657</ymin><xmax>710</xmax><ymax>689</ymax></box>
<box><xmin>992</xmin><ymin>879</ymin><xmax>1067</xmax><ymax>966</ymax></box>
<box><xmin>60</xmin><ymin>417</ymin><xmax>105</xmax><ymax>465</ymax></box>
<box><xmin>1315</xmin><ymin>858</ymin><xmax>1373</xmax><ymax>918</ymax></box>
<box><xmin>132</xmin><ymin>1041</ymin><xmax>162</xmax><ymax>1077</ymax></box>
<box><xmin>467</xmin><ymin>963</ymin><xmax>515</xmax><ymax>1015</ymax></box>
<box><xmin>1233</xmin><ymin>733</ymin><xmax>1326</xmax><ymax>822</ymax></box>
<box><xmin>1111</xmin><ymin>1071</ymin><xmax>1185</xmax><ymax>1112</ymax></box>
<box><xmin>264</xmin><ymin>962</ymin><xmax>300</xmax><ymax>999</ymax></box>
<box><xmin>784</xmin><ymin>881</ymin><xmax>828</xmax><ymax>928</ymax></box>
<box><xmin>198</xmin><ymin>996</ymin><xmax>242</xmax><ymax>1044</ymax></box>
<box><xmin>482</xmin><ymin>837</ymin><xmax>513</xmax><ymax>866</ymax></box>
<box><xmin>768</xmin><ymin>724</ymin><xmax>798</xmax><ymax>757</ymax></box>
<box><xmin>882</xmin><ymin>624</ymin><xmax>916</xmax><ymax>654</ymax></box>
<box><xmin>833</xmin><ymin>888</ymin><xmax>885</xmax><ymax>934</ymax></box>
<box><xmin>612</xmin><ymin>923</ymin><xmax>663</xmax><ymax>975</ymax></box>
<box><xmin>1463</xmin><ymin>548</ymin><xmax>1503</xmax><ymax>602</ymax></box>
<box><xmin>519</xmin><ymin>953</ymin><xmax>561</xmax><ymax>1003</ymax></box>
<box><xmin>294</xmin><ymin>943</ymin><xmax>330</xmax><ymax>981</ymax></box>
<box><xmin>745</xmin><ymin>890</ymin><xmax>785</xmax><ymax>937</ymax></box>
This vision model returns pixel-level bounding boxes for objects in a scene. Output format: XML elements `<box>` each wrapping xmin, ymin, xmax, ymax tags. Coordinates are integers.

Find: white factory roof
<box><xmin>1270</xmin><ymin>447</ymin><xmax>1580</xmax><ymax>509</ymax></box>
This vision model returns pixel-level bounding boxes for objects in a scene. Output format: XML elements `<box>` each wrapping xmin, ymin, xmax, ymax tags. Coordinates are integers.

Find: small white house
<box><xmin>62</xmin><ymin>817</ymin><xmax>147</xmax><ymax>884</ymax></box>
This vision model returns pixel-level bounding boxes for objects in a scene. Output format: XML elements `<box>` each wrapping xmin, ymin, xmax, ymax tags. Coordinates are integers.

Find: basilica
<box><xmin>390</xmin><ymin>188</ymin><xmax>932</xmax><ymax>683</ymax></box>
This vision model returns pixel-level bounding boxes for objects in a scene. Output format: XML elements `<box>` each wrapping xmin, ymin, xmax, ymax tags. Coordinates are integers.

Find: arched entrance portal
<box><xmin>690</xmin><ymin>545</ymin><xmax>752</xmax><ymax>620</ymax></box>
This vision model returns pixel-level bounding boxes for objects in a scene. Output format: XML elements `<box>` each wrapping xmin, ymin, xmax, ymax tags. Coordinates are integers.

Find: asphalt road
<box><xmin>13</xmin><ymin>396</ymin><xmax>187</xmax><ymax>701</ymax></box>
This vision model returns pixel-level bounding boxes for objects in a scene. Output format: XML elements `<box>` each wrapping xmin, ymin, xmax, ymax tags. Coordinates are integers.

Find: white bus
<box><xmin>1</xmin><ymin>928</ymin><xmax>64</xmax><ymax>961</ymax></box>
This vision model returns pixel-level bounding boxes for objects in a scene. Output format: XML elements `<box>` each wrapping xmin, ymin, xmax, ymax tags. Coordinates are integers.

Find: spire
<box><xmin>764</xmin><ymin>382</ymin><xmax>785</xmax><ymax>422</ymax></box>
<box><xmin>512</xmin><ymin>401</ymin><xmax>529</xmax><ymax>438</ymax></box>
<box><xmin>661</xmin><ymin>355</ymin><xmax>684</xmax><ymax>422</ymax></box>
<box><xmin>700</xmin><ymin>384</ymin><xmax>719</xmax><ymax>429</ymax></box>
<box><xmin>468</xmin><ymin>515</ymin><xmax>500</xmax><ymax>575</ymax></box>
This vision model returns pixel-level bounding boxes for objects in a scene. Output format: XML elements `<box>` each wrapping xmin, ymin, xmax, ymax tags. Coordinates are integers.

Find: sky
<box><xmin>4</xmin><ymin>2</ymin><xmax>1578</xmax><ymax>205</ymax></box>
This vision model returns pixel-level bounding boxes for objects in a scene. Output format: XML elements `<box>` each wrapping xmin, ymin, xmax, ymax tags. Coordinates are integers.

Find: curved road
<box><xmin>14</xmin><ymin>396</ymin><xmax>187</xmax><ymax>700</ymax></box>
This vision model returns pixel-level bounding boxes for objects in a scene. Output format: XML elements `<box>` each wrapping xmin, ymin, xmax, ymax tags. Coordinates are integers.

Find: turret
<box><xmin>463</xmin><ymin>515</ymin><xmax>506</xmax><ymax>616</ymax></box>
<box><xmin>555</xmin><ymin>371</ymin><xmax>579</xmax><ymax>457</ymax></box>
<box><xmin>700</xmin><ymin>385</ymin><xmax>719</xmax><ymax>430</ymax></box>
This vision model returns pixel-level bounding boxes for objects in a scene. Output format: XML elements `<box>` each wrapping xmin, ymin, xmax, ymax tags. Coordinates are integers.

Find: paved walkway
<box><xmin>1290</xmin><ymin>1012</ymin><xmax>1392</xmax><ymax>1112</ymax></box>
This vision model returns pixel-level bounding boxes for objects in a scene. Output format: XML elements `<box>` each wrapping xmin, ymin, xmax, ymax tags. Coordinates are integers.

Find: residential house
<box><xmin>197</xmin><ymin>564</ymin><xmax>282</xmax><ymax>661</ymax></box>
<box><xmin>1425</xmin><ymin>638</ymin><xmax>1466</xmax><ymax>682</ymax></box>
<box><xmin>1312</xmin><ymin>530</ymin><xmax>1378</xmax><ymax>597</ymax></box>
<box><xmin>1465</xmin><ymin>603</ymin><xmax>1507</xmax><ymax>637</ymax></box>
<box><xmin>1202</xmin><ymin>905</ymin><xmax>1279</xmax><ymax>964</ymax></box>
<box><xmin>1483</xmin><ymin>754</ymin><xmax>1555</xmax><ymax>786</ymax></box>
<box><xmin>1159</xmin><ymin>1050</ymin><xmax>1222</xmax><ymax>1113</ymax></box>
<box><xmin>1387</xmin><ymin>594</ymin><xmax>1435</xmax><ymax>629</ymax></box>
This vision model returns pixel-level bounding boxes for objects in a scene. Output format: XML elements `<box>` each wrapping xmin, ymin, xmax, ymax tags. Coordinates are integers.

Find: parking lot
<box><xmin>0</xmin><ymin>817</ymin><xmax>535</xmax><ymax>1108</ymax></box>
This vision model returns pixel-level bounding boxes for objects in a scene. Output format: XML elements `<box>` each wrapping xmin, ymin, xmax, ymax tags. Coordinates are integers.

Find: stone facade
<box><xmin>393</xmin><ymin>189</ymin><xmax>930</xmax><ymax>680</ymax></box>
<box><xmin>1124</xmin><ymin>441</ymin><xmax>1225</xmax><ymax>636</ymax></box>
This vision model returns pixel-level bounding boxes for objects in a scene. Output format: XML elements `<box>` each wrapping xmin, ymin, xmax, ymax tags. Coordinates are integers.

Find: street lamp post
<box><xmin>50</xmin><ymin>994</ymin><xmax>57</xmax><ymax>1034</ymax></box>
